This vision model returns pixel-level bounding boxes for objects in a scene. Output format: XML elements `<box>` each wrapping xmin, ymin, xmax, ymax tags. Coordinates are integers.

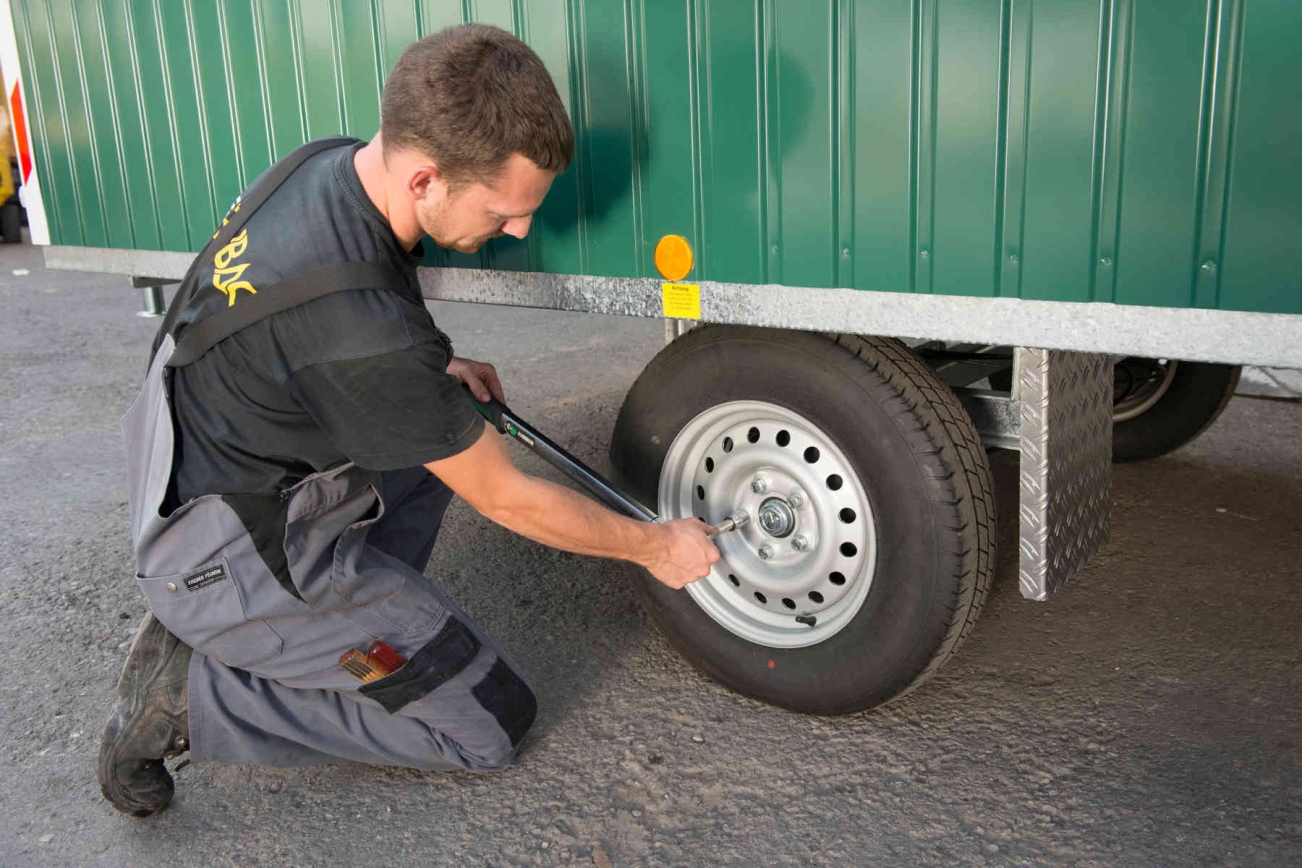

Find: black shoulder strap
<box><xmin>207</xmin><ymin>135</ymin><xmax>360</xmax><ymax>266</ymax></box>
<box><xmin>166</xmin><ymin>261</ymin><xmax>403</xmax><ymax>368</ymax></box>
<box><xmin>154</xmin><ymin>136</ymin><xmax>361</xmax><ymax>352</ymax></box>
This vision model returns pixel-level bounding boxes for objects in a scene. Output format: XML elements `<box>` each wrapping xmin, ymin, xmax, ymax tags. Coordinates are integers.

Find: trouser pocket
<box><xmin>331</xmin><ymin>490</ymin><xmax>442</xmax><ymax>636</ymax></box>
<box><xmin>359</xmin><ymin>615</ymin><xmax>481</xmax><ymax>714</ymax></box>
<box><xmin>136</xmin><ymin>556</ymin><xmax>284</xmax><ymax>670</ymax></box>
<box><xmin>283</xmin><ymin>464</ymin><xmax>442</xmax><ymax>635</ymax></box>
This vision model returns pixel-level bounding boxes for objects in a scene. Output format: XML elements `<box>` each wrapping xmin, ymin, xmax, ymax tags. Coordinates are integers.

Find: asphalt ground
<box><xmin>1</xmin><ymin>240</ymin><xmax>1299</xmax><ymax>867</ymax></box>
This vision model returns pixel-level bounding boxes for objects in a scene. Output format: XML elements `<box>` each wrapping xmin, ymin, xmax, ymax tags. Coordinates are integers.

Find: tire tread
<box><xmin>829</xmin><ymin>334</ymin><xmax>995</xmax><ymax>703</ymax></box>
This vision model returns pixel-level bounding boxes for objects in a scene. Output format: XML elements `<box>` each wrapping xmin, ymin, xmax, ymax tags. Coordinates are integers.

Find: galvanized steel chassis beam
<box><xmin>41</xmin><ymin>247</ymin><xmax>1302</xmax><ymax>369</ymax></box>
<box><xmin>416</xmin><ymin>269</ymin><xmax>1302</xmax><ymax>370</ymax></box>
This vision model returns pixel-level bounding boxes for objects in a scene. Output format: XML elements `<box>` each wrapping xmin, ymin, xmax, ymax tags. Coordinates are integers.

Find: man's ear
<box><xmin>407</xmin><ymin>161</ymin><xmax>447</xmax><ymax>203</ymax></box>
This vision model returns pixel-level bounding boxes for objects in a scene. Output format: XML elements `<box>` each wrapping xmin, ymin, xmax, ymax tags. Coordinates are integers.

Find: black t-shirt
<box><xmin>167</xmin><ymin>141</ymin><xmax>483</xmax><ymax>505</ymax></box>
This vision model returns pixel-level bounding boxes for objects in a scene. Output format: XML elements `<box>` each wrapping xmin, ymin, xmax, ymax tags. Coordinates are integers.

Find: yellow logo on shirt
<box><xmin>213</xmin><ymin>229</ymin><xmax>256</xmax><ymax>306</ymax></box>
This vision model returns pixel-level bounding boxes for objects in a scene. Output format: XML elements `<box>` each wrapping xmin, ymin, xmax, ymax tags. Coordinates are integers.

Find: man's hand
<box><xmin>447</xmin><ymin>356</ymin><xmax>505</xmax><ymax>403</ymax></box>
<box><xmin>643</xmin><ymin>518</ymin><xmax>720</xmax><ymax>589</ymax></box>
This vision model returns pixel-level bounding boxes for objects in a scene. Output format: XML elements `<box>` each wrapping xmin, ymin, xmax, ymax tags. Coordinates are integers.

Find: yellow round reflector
<box><xmin>654</xmin><ymin>234</ymin><xmax>694</xmax><ymax>281</ymax></box>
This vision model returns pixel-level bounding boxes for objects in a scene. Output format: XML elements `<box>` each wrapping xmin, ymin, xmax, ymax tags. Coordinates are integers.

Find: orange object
<box><xmin>8</xmin><ymin>85</ymin><xmax>31</xmax><ymax>184</ymax></box>
<box><xmin>339</xmin><ymin>641</ymin><xmax>407</xmax><ymax>683</ymax></box>
<box><xmin>366</xmin><ymin>640</ymin><xmax>407</xmax><ymax>675</ymax></box>
<box><xmin>339</xmin><ymin>648</ymin><xmax>383</xmax><ymax>683</ymax></box>
<box><xmin>654</xmin><ymin>234</ymin><xmax>694</xmax><ymax>281</ymax></box>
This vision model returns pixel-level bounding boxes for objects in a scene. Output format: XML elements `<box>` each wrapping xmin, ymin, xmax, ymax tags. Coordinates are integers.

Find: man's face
<box><xmin>417</xmin><ymin>153</ymin><xmax>555</xmax><ymax>254</ymax></box>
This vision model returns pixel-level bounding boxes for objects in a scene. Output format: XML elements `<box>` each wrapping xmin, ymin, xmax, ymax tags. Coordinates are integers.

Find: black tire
<box><xmin>609</xmin><ymin>327</ymin><xmax>995</xmax><ymax>715</ymax></box>
<box><xmin>1</xmin><ymin>202</ymin><xmax>21</xmax><ymax>244</ymax></box>
<box><xmin>1112</xmin><ymin>360</ymin><xmax>1241</xmax><ymax>463</ymax></box>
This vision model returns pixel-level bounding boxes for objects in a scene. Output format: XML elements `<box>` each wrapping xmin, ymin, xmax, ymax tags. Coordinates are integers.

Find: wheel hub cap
<box><xmin>757</xmin><ymin>498</ymin><xmax>795</xmax><ymax>537</ymax></box>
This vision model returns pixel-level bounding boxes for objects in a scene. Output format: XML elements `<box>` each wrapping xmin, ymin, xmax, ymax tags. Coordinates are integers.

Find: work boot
<box><xmin>97</xmin><ymin>613</ymin><xmax>192</xmax><ymax>817</ymax></box>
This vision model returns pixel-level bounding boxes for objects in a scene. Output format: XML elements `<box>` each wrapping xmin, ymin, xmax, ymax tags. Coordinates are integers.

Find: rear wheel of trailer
<box><xmin>1110</xmin><ymin>359</ymin><xmax>1242</xmax><ymax>463</ymax></box>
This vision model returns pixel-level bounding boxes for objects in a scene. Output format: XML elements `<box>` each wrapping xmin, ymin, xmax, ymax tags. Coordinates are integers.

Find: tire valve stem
<box><xmin>795</xmin><ymin>614</ymin><xmax>817</xmax><ymax>627</ymax></box>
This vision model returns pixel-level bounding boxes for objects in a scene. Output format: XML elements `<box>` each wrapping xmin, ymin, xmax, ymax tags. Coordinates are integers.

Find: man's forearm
<box><xmin>425</xmin><ymin>426</ymin><xmax>715</xmax><ymax>588</ymax></box>
<box><xmin>477</xmin><ymin>472</ymin><xmax>664</xmax><ymax>566</ymax></box>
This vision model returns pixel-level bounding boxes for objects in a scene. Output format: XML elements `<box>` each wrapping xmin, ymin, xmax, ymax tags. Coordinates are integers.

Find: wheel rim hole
<box><xmin>839</xmin><ymin>507</ymin><xmax>856</xmax><ymax>524</ymax></box>
<box><xmin>781</xmin><ymin>598</ymin><xmax>795</xmax><ymax>610</ymax></box>
<box><xmin>803</xmin><ymin>446</ymin><xmax>820</xmax><ymax>463</ymax></box>
<box><xmin>826</xmin><ymin>474</ymin><xmax>843</xmax><ymax>491</ymax></box>
<box><xmin>829</xmin><ymin>571</ymin><xmax>846</xmax><ymax>586</ymax></box>
<box><xmin>728</xmin><ymin>573</ymin><xmax>740</xmax><ymax>587</ymax></box>
<box><xmin>705</xmin><ymin>457</ymin><xmax>714</xmax><ymax>473</ymax></box>
<box><xmin>776</xmin><ymin>430</ymin><xmax>790</xmax><ymax>447</ymax></box>
<box><xmin>840</xmin><ymin>542</ymin><xmax>858</xmax><ymax>557</ymax></box>
<box><xmin>695</xmin><ymin>485</ymin><xmax>705</xmax><ymax>501</ymax></box>
<box><xmin>747</xmin><ymin>426</ymin><xmax>760</xmax><ymax>444</ymax></box>
<box><xmin>808</xmin><ymin>591</ymin><xmax>824</xmax><ymax>604</ymax></box>
<box><xmin>722</xmin><ymin>437</ymin><xmax>733</xmax><ymax>453</ymax></box>
<box><xmin>754</xmin><ymin>591</ymin><xmax>767</xmax><ymax>604</ymax></box>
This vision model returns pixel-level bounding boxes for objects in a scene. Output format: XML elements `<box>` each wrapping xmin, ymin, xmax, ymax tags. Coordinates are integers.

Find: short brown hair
<box><xmin>381</xmin><ymin>24</ymin><xmax>574</xmax><ymax>184</ymax></box>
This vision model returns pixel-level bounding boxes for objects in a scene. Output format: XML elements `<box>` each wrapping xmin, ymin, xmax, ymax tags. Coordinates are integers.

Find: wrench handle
<box><xmin>462</xmin><ymin>385</ymin><xmax>659</xmax><ymax>523</ymax></box>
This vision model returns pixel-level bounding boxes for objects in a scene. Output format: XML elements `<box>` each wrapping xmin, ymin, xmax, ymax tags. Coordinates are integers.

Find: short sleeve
<box><xmin>286</xmin><ymin>341</ymin><xmax>484</xmax><ymax>470</ymax></box>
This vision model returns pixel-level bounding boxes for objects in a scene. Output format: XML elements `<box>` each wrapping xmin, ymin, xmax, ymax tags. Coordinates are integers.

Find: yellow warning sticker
<box><xmin>661</xmin><ymin>283</ymin><xmax>701</xmax><ymax>319</ymax></box>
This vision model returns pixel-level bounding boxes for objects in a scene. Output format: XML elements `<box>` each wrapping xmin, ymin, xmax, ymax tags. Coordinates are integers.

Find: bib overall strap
<box><xmin>165</xmin><ymin>261</ymin><xmax>403</xmax><ymax>368</ymax></box>
<box><xmin>154</xmin><ymin>135</ymin><xmax>361</xmax><ymax>347</ymax></box>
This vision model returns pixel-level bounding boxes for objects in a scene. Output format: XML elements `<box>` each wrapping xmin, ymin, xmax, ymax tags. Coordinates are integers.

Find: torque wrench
<box><xmin>465</xmin><ymin>386</ymin><xmax>657</xmax><ymax>522</ymax></box>
<box><xmin>464</xmin><ymin>386</ymin><xmax>743</xmax><ymax>536</ymax></box>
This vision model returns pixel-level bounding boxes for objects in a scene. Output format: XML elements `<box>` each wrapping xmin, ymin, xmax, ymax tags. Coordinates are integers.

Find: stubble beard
<box><xmin>418</xmin><ymin>198</ymin><xmax>497</xmax><ymax>254</ymax></box>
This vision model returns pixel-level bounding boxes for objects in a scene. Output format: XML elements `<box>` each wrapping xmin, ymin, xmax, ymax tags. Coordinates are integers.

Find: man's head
<box><xmin>380</xmin><ymin>24</ymin><xmax>573</xmax><ymax>253</ymax></box>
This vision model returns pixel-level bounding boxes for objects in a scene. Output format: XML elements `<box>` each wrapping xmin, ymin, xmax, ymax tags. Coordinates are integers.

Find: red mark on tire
<box><xmin>767</xmin><ymin>660</ymin><xmax>775</xmax><ymax>669</ymax></box>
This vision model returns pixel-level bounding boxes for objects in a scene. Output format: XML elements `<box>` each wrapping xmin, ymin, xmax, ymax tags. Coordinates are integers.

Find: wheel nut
<box><xmin>757</xmin><ymin>543</ymin><xmax>774</xmax><ymax>560</ymax></box>
<box><xmin>792</xmin><ymin>535</ymin><xmax>810</xmax><ymax>551</ymax></box>
<box><xmin>788</xmin><ymin>490</ymin><xmax>806</xmax><ymax>508</ymax></box>
<box><xmin>750</xmin><ymin>476</ymin><xmax>769</xmax><ymax>494</ymax></box>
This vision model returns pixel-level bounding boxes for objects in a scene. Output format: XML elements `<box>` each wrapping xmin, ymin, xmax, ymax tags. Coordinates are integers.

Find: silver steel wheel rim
<box><xmin>1114</xmin><ymin>358</ymin><xmax>1178</xmax><ymax>422</ymax></box>
<box><xmin>658</xmin><ymin>400</ymin><xmax>877</xmax><ymax>648</ymax></box>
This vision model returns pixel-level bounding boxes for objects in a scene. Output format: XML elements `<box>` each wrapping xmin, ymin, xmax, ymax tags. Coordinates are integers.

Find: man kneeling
<box><xmin>98</xmin><ymin>24</ymin><xmax>717</xmax><ymax>817</ymax></box>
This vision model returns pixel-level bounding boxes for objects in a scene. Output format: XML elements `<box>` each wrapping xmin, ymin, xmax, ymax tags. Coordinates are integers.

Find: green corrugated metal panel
<box><xmin>11</xmin><ymin>0</ymin><xmax>1302</xmax><ymax>314</ymax></box>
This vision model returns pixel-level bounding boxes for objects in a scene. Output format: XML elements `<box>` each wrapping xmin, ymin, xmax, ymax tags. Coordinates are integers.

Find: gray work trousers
<box><xmin>184</xmin><ymin>467</ymin><xmax>534</xmax><ymax>771</ymax></box>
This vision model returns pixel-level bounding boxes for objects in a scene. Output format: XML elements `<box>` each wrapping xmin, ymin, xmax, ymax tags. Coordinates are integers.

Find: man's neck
<box><xmin>353</xmin><ymin>134</ymin><xmax>423</xmax><ymax>251</ymax></box>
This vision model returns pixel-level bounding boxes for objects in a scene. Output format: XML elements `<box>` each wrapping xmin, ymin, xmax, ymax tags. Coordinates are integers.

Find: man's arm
<box><xmin>425</xmin><ymin>425</ymin><xmax>719</xmax><ymax>589</ymax></box>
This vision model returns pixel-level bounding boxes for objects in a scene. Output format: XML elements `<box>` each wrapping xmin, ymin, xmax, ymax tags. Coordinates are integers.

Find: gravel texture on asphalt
<box><xmin>1</xmin><ymin>241</ymin><xmax>1299</xmax><ymax>867</ymax></box>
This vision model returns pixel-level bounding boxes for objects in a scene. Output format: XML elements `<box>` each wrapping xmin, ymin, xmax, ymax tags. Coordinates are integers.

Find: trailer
<box><xmin>5</xmin><ymin>0</ymin><xmax>1299</xmax><ymax>714</ymax></box>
